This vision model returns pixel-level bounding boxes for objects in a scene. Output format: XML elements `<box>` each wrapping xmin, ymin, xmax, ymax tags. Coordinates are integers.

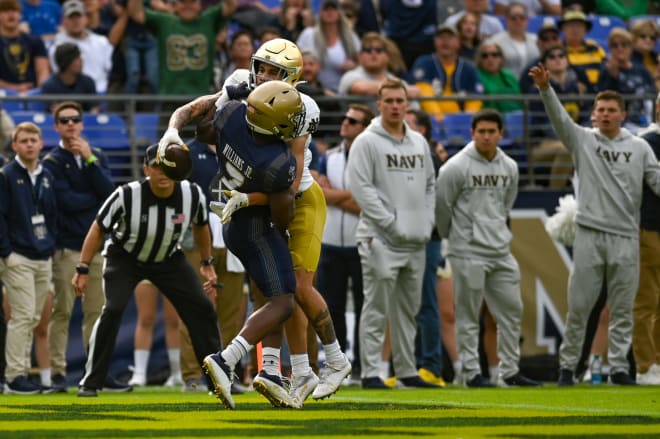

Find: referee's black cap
<box><xmin>144</xmin><ymin>144</ymin><xmax>158</xmax><ymax>166</ymax></box>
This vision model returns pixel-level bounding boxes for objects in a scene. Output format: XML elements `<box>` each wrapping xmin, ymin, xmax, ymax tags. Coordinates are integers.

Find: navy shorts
<box><xmin>223</xmin><ymin>211</ymin><xmax>295</xmax><ymax>298</ymax></box>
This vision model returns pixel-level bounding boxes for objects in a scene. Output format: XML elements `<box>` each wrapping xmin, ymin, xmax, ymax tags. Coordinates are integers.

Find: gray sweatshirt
<box><xmin>541</xmin><ymin>86</ymin><xmax>660</xmax><ymax>238</ymax></box>
<box><xmin>435</xmin><ymin>141</ymin><xmax>519</xmax><ymax>259</ymax></box>
<box><xmin>347</xmin><ymin>116</ymin><xmax>435</xmax><ymax>251</ymax></box>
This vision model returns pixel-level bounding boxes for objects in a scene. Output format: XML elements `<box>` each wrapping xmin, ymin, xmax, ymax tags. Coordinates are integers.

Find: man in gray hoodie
<box><xmin>530</xmin><ymin>64</ymin><xmax>660</xmax><ymax>386</ymax></box>
<box><xmin>435</xmin><ymin>109</ymin><xmax>540</xmax><ymax>388</ymax></box>
<box><xmin>347</xmin><ymin>78</ymin><xmax>438</xmax><ymax>389</ymax></box>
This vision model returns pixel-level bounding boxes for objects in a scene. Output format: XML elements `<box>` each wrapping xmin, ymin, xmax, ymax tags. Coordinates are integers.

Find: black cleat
<box><xmin>502</xmin><ymin>373</ymin><xmax>542</xmax><ymax>387</ymax></box>
<box><xmin>609</xmin><ymin>372</ymin><xmax>636</xmax><ymax>386</ymax></box>
<box><xmin>361</xmin><ymin>377</ymin><xmax>390</xmax><ymax>389</ymax></box>
<box><xmin>557</xmin><ymin>369</ymin><xmax>574</xmax><ymax>387</ymax></box>
<box><xmin>77</xmin><ymin>386</ymin><xmax>98</xmax><ymax>397</ymax></box>
<box><xmin>399</xmin><ymin>375</ymin><xmax>442</xmax><ymax>388</ymax></box>
<box><xmin>466</xmin><ymin>374</ymin><xmax>495</xmax><ymax>388</ymax></box>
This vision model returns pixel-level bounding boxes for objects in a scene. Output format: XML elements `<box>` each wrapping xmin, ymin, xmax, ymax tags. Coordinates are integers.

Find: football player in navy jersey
<box><xmin>193</xmin><ymin>81</ymin><xmax>302</xmax><ymax>409</ymax></box>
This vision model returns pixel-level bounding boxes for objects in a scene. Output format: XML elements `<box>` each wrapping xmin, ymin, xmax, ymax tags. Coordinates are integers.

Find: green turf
<box><xmin>1</xmin><ymin>384</ymin><xmax>659</xmax><ymax>438</ymax></box>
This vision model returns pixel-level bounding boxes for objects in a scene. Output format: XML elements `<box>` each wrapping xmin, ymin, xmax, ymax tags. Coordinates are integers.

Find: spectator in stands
<box><xmin>20</xmin><ymin>0</ymin><xmax>62</xmax><ymax>41</ymax></box>
<box><xmin>445</xmin><ymin>0</ymin><xmax>504</xmax><ymax>39</ymax></box>
<box><xmin>257</xmin><ymin>25</ymin><xmax>280</xmax><ymax>44</ymax></box>
<box><xmin>230</xmin><ymin>0</ymin><xmax>277</xmax><ymax>37</ymax></box>
<box><xmin>598</xmin><ymin>28</ymin><xmax>657</xmax><ymax>132</ymax></box>
<box><xmin>269</xmin><ymin>0</ymin><xmax>314</xmax><ymax>42</ymax></box>
<box><xmin>127</xmin><ymin>0</ymin><xmax>236</xmax><ymax>129</ymax></box>
<box><xmin>0</xmin><ymin>0</ymin><xmax>49</xmax><ymax>93</ymax></box>
<box><xmin>488</xmin><ymin>2</ymin><xmax>539</xmax><ymax>79</ymax></box>
<box><xmin>558</xmin><ymin>9</ymin><xmax>606</xmax><ymax>89</ymax></box>
<box><xmin>411</xmin><ymin>24</ymin><xmax>483</xmax><ymax>122</ymax></box>
<box><xmin>217</xmin><ymin>28</ymin><xmax>255</xmax><ymax>85</ymax></box>
<box><xmin>41</xmin><ymin>43</ymin><xmax>100</xmax><ymax>113</ymax></box>
<box><xmin>561</xmin><ymin>0</ymin><xmax>595</xmax><ymax>14</ymax></box>
<box><xmin>476</xmin><ymin>41</ymin><xmax>523</xmax><ymax>115</ymax></box>
<box><xmin>380</xmin><ymin>0</ymin><xmax>437</xmax><ymax>70</ymax></box>
<box><xmin>456</xmin><ymin>11</ymin><xmax>481</xmax><ymax>62</ymax></box>
<box><xmin>0</xmin><ymin>122</ymin><xmax>57</xmax><ymax>394</ymax></box>
<box><xmin>316</xmin><ymin>103</ymin><xmax>374</xmax><ymax>382</ymax></box>
<box><xmin>338</xmin><ymin>32</ymin><xmax>419</xmax><ymax>106</ymax></box>
<box><xmin>84</xmin><ymin>0</ymin><xmax>129</xmax><ymax>101</ymax></box>
<box><xmin>43</xmin><ymin>101</ymin><xmax>120</xmax><ymax>393</ymax></box>
<box><xmin>524</xmin><ymin>45</ymin><xmax>588</xmax><ymax>188</ymax></box>
<box><xmin>383</xmin><ymin>36</ymin><xmax>408</xmax><ymax>79</ymax></box>
<box><xmin>119</xmin><ymin>0</ymin><xmax>166</xmax><ymax>97</ymax></box>
<box><xmin>494</xmin><ymin>0</ymin><xmax>562</xmax><ymax>16</ymax></box>
<box><xmin>296</xmin><ymin>0</ymin><xmax>360</xmax><ymax>93</ymax></box>
<box><xmin>631</xmin><ymin>19</ymin><xmax>659</xmax><ymax>83</ymax></box>
<box><xmin>595</xmin><ymin>0</ymin><xmax>648</xmax><ymax>20</ymax></box>
<box><xmin>49</xmin><ymin>0</ymin><xmax>114</xmax><ymax>94</ymax></box>
<box><xmin>296</xmin><ymin>50</ymin><xmax>341</xmax><ymax>143</ymax></box>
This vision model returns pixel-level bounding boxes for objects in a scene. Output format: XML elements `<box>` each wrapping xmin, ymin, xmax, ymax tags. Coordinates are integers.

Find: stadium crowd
<box><xmin>0</xmin><ymin>0</ymin><xmax>659</xmax><ymax>402</ymax></box>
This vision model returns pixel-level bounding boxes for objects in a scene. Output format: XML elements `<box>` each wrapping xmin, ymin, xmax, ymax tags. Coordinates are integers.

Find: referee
<box><xmin>74</xmin><ymin>144</ymin><xmax>222</xmax><ymax>397</ymax></box>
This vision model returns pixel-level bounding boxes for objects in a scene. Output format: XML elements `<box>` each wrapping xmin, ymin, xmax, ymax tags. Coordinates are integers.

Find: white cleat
<box><xmin>202</xmin><ymin>354</ymin><xmax>235</xmax><ymax>410</ymax></box>
<box><xmin>252</xmin><ymin>371</ymin><xmax>295</xmax><ymax>408</ymax></box>
<box><xmin>290</xmin><ymin>372</ymin><xmax>320</xmax><ymax>408</ymax></box>
<box><xmin>312</xmin><ymin>354</ymin><xmax>352</xmax><ymax>400</ymax></box>
<box><xmin>164</xmin><ymin>373</ymin><xmax>184</xmax><ymax>387</ymax></box>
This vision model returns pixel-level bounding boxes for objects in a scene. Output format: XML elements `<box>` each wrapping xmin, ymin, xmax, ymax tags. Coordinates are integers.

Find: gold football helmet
<box><xmin>246</xmin><ymin>80</ymin><xmax>304</xmax><ymax>140</ymax></box>
<box><xmin>249</xmin><ymin>38</ymin><xmax>303</xmax><ymax>87</ymax></box>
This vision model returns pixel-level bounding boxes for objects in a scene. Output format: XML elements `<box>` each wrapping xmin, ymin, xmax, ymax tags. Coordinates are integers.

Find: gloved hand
<box><xmin>157</xmin><ymin>127</ymin><xmax>183</xmax><ymax>162</ymax></box>
<box><xmin>209</xmin><ymin>201</ymin><xmax>226</xmax><ymax>218</ymax></box>
<box><xmin>221</xmin><ymin>190</ymin><xmax>249</xmax><ymax>224</ymax></box>
<box><xmin>225</xmin><ymin>82</ymin><xmax>251</xmax><ymax>100</ymax></box>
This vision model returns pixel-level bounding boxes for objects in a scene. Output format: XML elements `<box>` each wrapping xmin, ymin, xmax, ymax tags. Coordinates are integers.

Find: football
<box><xmin>158</xmin><ymin>143</ymin><xmax>192</xmax><ymax>182</ymax></box>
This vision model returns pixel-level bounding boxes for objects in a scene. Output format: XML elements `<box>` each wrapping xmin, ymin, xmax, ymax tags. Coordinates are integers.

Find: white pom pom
<box><xmin>545</xmin><ymin>194</ymin><xmax>577</xmax><ymax>246</ymax></box>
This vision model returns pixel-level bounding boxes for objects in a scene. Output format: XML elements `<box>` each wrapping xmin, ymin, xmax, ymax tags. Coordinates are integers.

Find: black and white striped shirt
<box><xmin>96</xmin><ymin>180</ymin><xmax>208</xmax><ymax>263</ymax></box>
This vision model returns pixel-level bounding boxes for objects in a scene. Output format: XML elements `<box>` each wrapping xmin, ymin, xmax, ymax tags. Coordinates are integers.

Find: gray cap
<box><xmin>436</xmin><ymin>24</ymin><xmax>458</xmax><ymax>36</ymax></box>
<box><xmin>62</xmin><ymin>0</ymin><xmax>85</xmax><ymax>17</ymax></box>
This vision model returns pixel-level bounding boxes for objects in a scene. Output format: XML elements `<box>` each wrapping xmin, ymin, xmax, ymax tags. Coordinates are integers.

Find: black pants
<box><xmin>316</xmin><ymin>244</ymin><xmax>363</xmax><ymax>371</ymax></box>
<box><xmin>80</xmin><ymin>247</ymin><xmax>221</xmax><ymax>389</ymax></box>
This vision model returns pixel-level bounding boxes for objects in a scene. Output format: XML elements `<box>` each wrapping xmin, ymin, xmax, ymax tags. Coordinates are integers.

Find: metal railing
<box><xmin>1</xmin><ymin>92</ymin><xmax>655</xmax><ymax>188</ymax></box>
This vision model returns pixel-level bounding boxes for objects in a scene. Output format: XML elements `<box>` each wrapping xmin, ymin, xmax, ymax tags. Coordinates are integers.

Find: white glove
<box><xmin>221</xmin><ymin>190</ymin><xmax>249</xmax><ymax>224</ymax></box>
<box><xmin>209</xmin><ymin>201</ymin><xmax>226</xmax><ymax>218</ymax></box>
<box><xmin>157</xmin><ymin>127</ymin><xmax>183</xmax><ymax>162</ymax></box>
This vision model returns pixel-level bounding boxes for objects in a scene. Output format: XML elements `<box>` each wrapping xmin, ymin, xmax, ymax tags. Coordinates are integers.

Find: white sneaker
<box><xmin>202</xmin><ymin>354</ymin><xmax>235</xmax><ymax>410</ymax></box>
<box><xmin>128</xmin><ymin>374</ymin><xmax>146</xmax><ymax>386</ymax></box>
<box><xmin>164</xmin><ymin>373</ymin><xmax>183</xmax><ymax>387</ymax></box>
<box><xmin>637</xmin><ymin>364</ymin><xmax>660</xmax><ymax>385</ymax></box>
<box><xmin>312</xmin><ymin>354</ymin><xmax>351</xmax><ymax>400</ymax></box>
<box><xmin>290</xmin><ymin>372</ymin><xmax>319</xmax><ymax>408</ymax></box>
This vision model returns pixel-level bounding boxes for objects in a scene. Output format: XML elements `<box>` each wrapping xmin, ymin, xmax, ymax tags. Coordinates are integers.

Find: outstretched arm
<box><xmin>167</xmin><ymin>93</ymin><xmax>222</xmax><ymax>131</ymax></box>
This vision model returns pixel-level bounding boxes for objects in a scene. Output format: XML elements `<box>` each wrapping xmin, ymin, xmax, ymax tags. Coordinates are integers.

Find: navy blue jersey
<box><xmin>213</xmin><ymin>101</ymin><xmax>296</xmax><ymax>219</ymax></box>
<box><xmin>212</xmin><ymin>100</ymin><xmax>297</xmax><ymax>297</ymax></box>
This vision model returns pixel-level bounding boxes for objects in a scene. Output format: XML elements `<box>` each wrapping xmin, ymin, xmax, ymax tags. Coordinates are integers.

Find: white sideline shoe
<box><xmin>312</xmin><ymin>354</ymin><xmax>351</xmax><ymax>400</ymax></box>
<box><xmin>290</xmin><ymin>372</ymin><xmax>319</xmax><ymax>408</ymax></box>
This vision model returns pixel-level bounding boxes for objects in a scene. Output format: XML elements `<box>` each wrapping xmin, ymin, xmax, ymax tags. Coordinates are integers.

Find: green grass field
<box><xmin>1</xmin><ymin>384</ymin><xmax>659</xmax><ymax>438</ymax></box>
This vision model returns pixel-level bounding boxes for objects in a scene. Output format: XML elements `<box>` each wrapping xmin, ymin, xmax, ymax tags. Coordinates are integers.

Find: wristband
<box><xmin>75</xmin><ymin>263</ymin><xmax>90</xmax><ymax>275</ymax></box>
<box><xmin>86</xmin><ymin>155</ymin><xmax>98</xmax><ymax>164</ymax></box>
<box><xmin>200</xmin><ymin>256</ymin><xmax>215</xmax><ymax>266</ymax></box>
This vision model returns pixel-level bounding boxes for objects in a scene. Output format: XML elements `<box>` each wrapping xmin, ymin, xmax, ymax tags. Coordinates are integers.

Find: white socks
<box><xmin>291</xmin><ymin>353</ymin><xmax>312</xmax><ymax>377</ymax></box>
<box><xmin>40</xmin><ymin>368</ymin><xmax>51</xmax><ymax>387</ymax></box>
<box><xmin>133</xmin><ymin>349</ymin><xmax>149</xmax><ymax>378</ymax></box>
<box><xmin>261</xmin><ymin>347</ymin><xmax>281</xmax><ymax>376</ymax></box>
<box><xmin>221</xmin><ymin>336</ymin><xmax>252</xmax><ymax>370</ymax></box>
<box><xmin>323</xmin><ymin>341</ymin><xmax>344</xmax><ymax>367</ymax></box>
<box><xmin>167</xmin><ymin>349</ymin><xmax>181</xmax><ymax>377</ymax></box>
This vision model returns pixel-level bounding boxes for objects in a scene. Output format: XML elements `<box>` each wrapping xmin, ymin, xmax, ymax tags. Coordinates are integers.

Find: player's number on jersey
<box><xmin>166</xmin><ymin>35</ymin><xmax>208</xmax><ymax>71</ymax></box>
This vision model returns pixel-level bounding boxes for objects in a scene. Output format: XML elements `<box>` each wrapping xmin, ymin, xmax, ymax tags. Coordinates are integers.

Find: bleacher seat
<box><xmin>587</xmin><ymin>15</ymin><xmax>626</xmax><ymax>41</ymax></box>
<box><xmin>24</xmin><ymin>88</ymin><xmax>47</xmax><ymax>112</ymax></box>
<box><xmin>9</xmin><ymin>111</ymin><xmax>59</xmax><ymax>149</ymax></box>
<box><xmin>133</xmin><ymin>112</ymin><xmax>160</xmax><ymax>147</ymax></box>
<box><xmin>527</xmin><ymin>15</ymin><xmax>559</xmax><ymax>34</ymax></box>
<box><xmin>441</xmin><ymin>112</ymin><xmax>473</xmax><ymax>150</ymax></box>
<box><xmin>83</xmin><ymin>113</ymin><xmax>131</xmax><ymax>179</ymax></box>
<box><xmin>1</xmin><ymin>88</ymin><xmax>24</xmax><ymax>112</ymax></box>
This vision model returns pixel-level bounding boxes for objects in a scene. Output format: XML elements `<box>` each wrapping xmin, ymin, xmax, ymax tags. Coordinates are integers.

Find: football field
<box><xmin>1</xmin><ymin>384</ymin><xmax>659</xmax><ymax>438</ymax></box>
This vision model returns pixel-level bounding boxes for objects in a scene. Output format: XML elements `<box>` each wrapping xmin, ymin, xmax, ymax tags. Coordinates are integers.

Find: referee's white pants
<box><xmin>559</xmin><ymin>225</ymin><xmax>639</xmax><ymax>374</ymax></box>
<box><xmin>358</xmin><ymin>237</ymin><xmax>425</xmax><ymax>380</ymax></box>
<box><xmin>450</xmin><ymin>254</ymin><xmax>522</xmax><ymax>382</ymax></box>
